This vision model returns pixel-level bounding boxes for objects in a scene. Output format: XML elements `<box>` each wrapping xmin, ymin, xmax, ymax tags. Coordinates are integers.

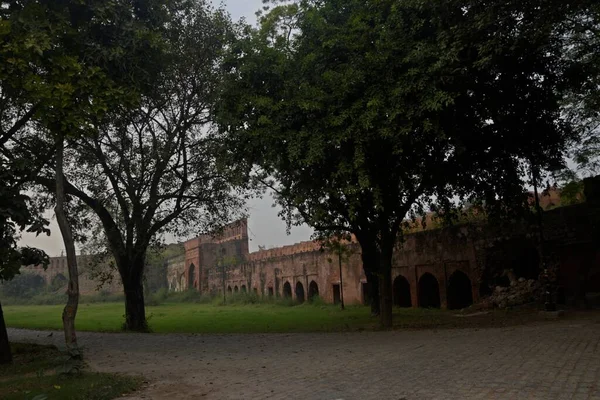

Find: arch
<box><xmin>227</xmin><ymin>286</ymin><xmax>232</xmax><ymax>293</ymax></box>
<box><xmin>308</xmin><ymin>281</ymin><xmax>319</xmax><ymax>301</ymax></box>
<box><xmin>418</xmin><ymin>273</ymin><xmax>441</xmax><ymax>308</ymax></box>
<box><xmin>188</xmin><ymin>263</ymin><xmax>196</xmax><ymax>290</ymax></box>
<box><xmin>447</xmin><ymin>270</ymin><xmax>473</xmax><ymax>310</ymax></box>
<box><xmin>241</xmin><ymin>285</ymin><xmax>247</xmax><ymax>293</ymax></box>
<box><xmin>295</xmin><ymin>282</ymin><xmax>305</xmax><ymax>303</ymax></box>
<box><xmin>393</xmin><ymin>275</ymin><xmax>412</xmax><ymax>308</ymax></box>
<box><xmin>283</xmin><ymin>281</ymin><xmax>292</xmax><ymax>298</ymax></box>
<box><xmin>234</xmin><ymin>285</ymin><xmax>239</xmax><ymax>293</ymax></box>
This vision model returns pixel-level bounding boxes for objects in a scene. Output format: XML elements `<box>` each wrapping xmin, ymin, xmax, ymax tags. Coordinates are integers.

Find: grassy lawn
<box><xmin>3</xmin><ymin>301</ymin><xmax>559</xmax><ymax>333</ymax></box>
<box><xmin>0</xmin><ymin>343</ymin><xmax>141</xmax><ymax>400</ymax></box>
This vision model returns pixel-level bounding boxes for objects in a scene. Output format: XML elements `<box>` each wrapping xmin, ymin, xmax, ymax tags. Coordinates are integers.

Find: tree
<box><xmin>560</xmin><ymin>1</ymin><xmax>600</xmax><ymax>177</ymax></box>
<box><xmin>3</xmin><ymin>0</ymin><xmax>176</xmax><ymax>346</ymax></box>
<box><xmin>217</xmin><ymin>0</ymin><xmax>572</xmax><ymax>327</ymax></box>
<box><xmin>34</xmin><ymin>0</ymin><xmax>244</xmax><ymax>331</ymax></box>
<box><xmin>0</xmin><ymin>167</ymin><xmax>49</xmax><ymax>364</ymax></box>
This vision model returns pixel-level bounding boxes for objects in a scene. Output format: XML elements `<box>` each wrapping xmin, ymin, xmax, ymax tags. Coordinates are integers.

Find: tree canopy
<box><xmin>29</xmin><ymin>0</ymin><xmax>245</xmax><ymax>331</ymax></box>
<box><xmin>217</xmin><ymin>0</ymin><xmax>575</xmax><ymax>326</ymax></box>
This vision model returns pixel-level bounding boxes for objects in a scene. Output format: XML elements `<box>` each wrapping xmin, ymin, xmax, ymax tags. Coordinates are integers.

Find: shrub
<box><xmin>308</xmin><ymin>295</ymin><xmax>326</xmax><ymax>307</ymax></box>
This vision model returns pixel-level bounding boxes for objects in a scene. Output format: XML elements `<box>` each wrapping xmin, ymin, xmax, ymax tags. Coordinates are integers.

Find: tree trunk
<box><xmin>0</xmin><ymin>300</ymin><xmax>12</xmax><ymax>364</ymax></box>
<box><xmin>122</xmin><ymin>272</ymin><xmax>148</xmax><ymax>332</ymax></box>
<box><xmin>338</xmin><ymin>248</ymin><xmax>345</xmax><ymax>310</ymax></box>
<box><xmin>378</xmin><ymin>251</ymin><xmax>393</xmax><ymax>328</ymax></box>
<box><xmin>368</xmin><ymin>271</ymin><xmax>380</xmax><ymax>316</ymax></box>
<box><xmin>360</xmin><ymin>244</ymin><xmax>380</xmax><ymax>316</ymax></box>
<box><xmin>55</xmin><ymin>137</ymin><xmax>80</xmax><ymax>354</ymax></box>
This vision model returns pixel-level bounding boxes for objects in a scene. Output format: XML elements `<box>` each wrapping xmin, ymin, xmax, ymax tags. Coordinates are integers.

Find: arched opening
<box><xmin>283</xmin><ymin>282</ymin><xmax>292</xmax><ymax>298</ymax></box>
<box><xmin>234</xmin><ymin>285</ymin><xmax>239</xmax><ymax>293</ymax></box>
<box><xmin>447</xmin><ymin>270</ymin><xmax>473</xmax><ymax>310</ymax></box>
<box><xmin>418</xmin><ymin>273</ymin><xmax>441</xmax><ymax>308</ymax></box>
<box><xmin>241</xmin><ymin>285</ymin><xmax>247</xmax><ymax>293</ymax></box>
<box><xmin>308</xmin><ymin>281</ymin><xmax>319</xmax><ymax>301</ymax></box>
<box><xmin>295</xmin><ymin>282</ymin><xmax>305</xmax><ymax>303</ymax></box>
<box><xmin>188</xmin><ymin>263</ymin><xmax>196</xmax><ymax>290</ymax></box>
<box><xmin>393</xmin><ymin>275</ymin><xmax>412</xmax><ymax>307</ymax></box>
<box><xmin>227</xmin><ymin>286</ymin><xmax>232</xmax><ymax>293</ymax></box>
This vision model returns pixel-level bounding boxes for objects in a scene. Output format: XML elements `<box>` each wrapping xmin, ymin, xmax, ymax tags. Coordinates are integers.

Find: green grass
<box><xmin>0</xmin><ymin>343</ymin><xmax>142</xmax><ymax>400</ymax></box>
<box><xmin>4</xmin><ymin>302</ymin><xmax>373</xmax><ymax>333</ymax></box>
<box><xmin>3</xmin><ymin>301</ymin><xmax>555</xmax><ymax>334</ymax></box>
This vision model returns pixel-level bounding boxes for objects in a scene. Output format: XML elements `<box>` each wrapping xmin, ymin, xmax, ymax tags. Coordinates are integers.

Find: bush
<box><xmin>222</xmin><ymin>291</ymin><xmax>261</xmax><ymax>305</ymax></box>
<box><xmin>0</xmin><ymin>273</ymin><xmax>46</xmax><ymax>298</ymax></box>
<box><xmin>30</xmin><ymin>292</ymin><xmax>68</xmax><ymax>305</ymax></box>
<box><xmin>308</xmin><ymin>295</ymin><xmax>326</xmax><ymax>307</ymax></box>
<box><xmin>83</xmin><ymin>291</ymin><xmax>124</xmax><ymax>304</ymax></box>
<box><xmin>145</xmin><ymin>288</ymin><xmax>169</xmax><ymax>306</ymax></box>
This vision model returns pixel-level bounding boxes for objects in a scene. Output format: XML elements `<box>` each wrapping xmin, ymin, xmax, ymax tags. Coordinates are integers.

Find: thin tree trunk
<box><xmin>122</xmin><ymin>266</ymin><xmax>148</xmax><ymax>332</ymax></box>
<box><xmin>55</xmin><ymin>137</ymin><xmax>80</xmax><ymax>354</ymax></box>
<box><xmin>378</xmin><ymin>252</ymin><xmax>393</xmax><ymax>328</ymax></box>
<box><xmin>0</xmin><ymin>300</ymin><xmax>12</xmax><ymax>364</ymax></box>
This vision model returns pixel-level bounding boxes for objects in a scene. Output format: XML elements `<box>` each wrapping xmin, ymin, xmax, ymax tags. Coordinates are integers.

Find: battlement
<box><xmin>184</xmin><ymin>219</ymin><xmax>248</xmax><ymax>250</ymax></box>
<box><xmin>23</xmin><ymin>255</ymin><xmax>92</xmax><ymax>270</ymax></box>
<box><xmin>245</xmin><ymin>240</ymin><xmax>322</xmax><ymax>262</ymax></box>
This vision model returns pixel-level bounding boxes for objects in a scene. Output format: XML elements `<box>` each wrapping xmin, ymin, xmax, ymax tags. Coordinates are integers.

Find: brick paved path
<box><xmin>8</xmin><ymin>317</ymin><xmax>600</xmax><ymax>400</ymax></box>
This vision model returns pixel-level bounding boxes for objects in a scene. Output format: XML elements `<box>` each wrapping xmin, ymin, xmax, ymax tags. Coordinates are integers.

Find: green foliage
<box><xmin>560</xmin><ymin>1</ymin><xmax>600</xmax><ymax>177</ymax></box>
<box><xmin>217</xmin><ymin>0</ymin><xmax>576</xmax><ymax>324</ymax></box>
<box><xmin>560</xmin><ymin>180</ymin><xmax>586</xmax><ymax>206</ymax></box>
<box><xmin>20</xmin><ymin>0</ymin><xmax>246</xmax><ymax>330</ymax></box>
<box><xmin>1</xmin><ymin>288</ymin><xmax>125</xmax><ymax>306</ymax></box>
<box><xmin>308</xmin><ymin>295</ymin><xmax>326</xmax><ymax>307</ymax></box>
<box><xmin>0</xmin><ymin>273</ymin><xmax>45</xmax><ymax>298</ymax></box>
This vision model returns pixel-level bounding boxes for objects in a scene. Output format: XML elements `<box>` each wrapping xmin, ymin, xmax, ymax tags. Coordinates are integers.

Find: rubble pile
<box><xmin>484</xmin><ymin>277</ymin><xmax>542</xmax><ymax>309</ymax></box>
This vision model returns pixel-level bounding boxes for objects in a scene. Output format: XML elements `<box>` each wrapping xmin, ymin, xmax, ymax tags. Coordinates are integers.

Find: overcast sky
<box><xmin>17</xmin><ymin>0</ymin><xmax>314</xmax><ymax>257</ymax></box>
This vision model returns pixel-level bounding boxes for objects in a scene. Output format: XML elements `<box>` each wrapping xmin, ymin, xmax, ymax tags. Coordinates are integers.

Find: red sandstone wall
<box><xmin>186</xmin><ymin>203</ymin><xmax>600</xmax><ymax>308</ymax></box>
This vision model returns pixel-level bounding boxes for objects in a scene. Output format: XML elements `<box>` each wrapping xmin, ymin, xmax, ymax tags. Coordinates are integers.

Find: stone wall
<box><xmin>166</xmin><ymin>255</ymin><xmax>186</xmax><ymax>292</ymax></box>
<box><xmin>174</xmin><ymin>199</ymin><xmax>600</xmax><ymax>309</ymax></box>
<box><xmin>22</xmin><ymin>255</ymin><xmax>123</xmax><ymax>295</ymax></box>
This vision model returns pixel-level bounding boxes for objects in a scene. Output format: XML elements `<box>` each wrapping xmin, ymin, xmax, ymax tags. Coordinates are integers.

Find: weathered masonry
<box><xmin>21</xmin><ymin>255</ymin><xmax>123</xmax><ymax>295</ymax></box>
<box><xmin>168</xmin><ymin>193</ymin><xmax>600</xmax><ymax>308</ymax></box>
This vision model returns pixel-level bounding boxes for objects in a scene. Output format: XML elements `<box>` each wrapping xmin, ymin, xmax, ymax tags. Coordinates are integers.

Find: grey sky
<box><xmin>17</xmin><ymin>0</ymin><xmax>313</xmax><ymax>257</ymax></box>
<box><xmin>215</xmin><ymin>0</ymin><xmax>264</xmax><ymax>23</ymax></box>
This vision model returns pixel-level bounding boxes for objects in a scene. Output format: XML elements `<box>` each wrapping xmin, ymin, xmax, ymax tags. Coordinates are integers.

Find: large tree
<box><xmin>217</xmin><ymin>0</ymin><xmax>573</xmax><ymax>326</ymax></box>
<box><xmin>35</xmin><ymin>0</ymin><xmax>244</xmax><ymax>331</ymax></box>
<box><xmin>3</xmin><ymin>0</ymin><xmax>176</xmax><ymax>345</ymax></box>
